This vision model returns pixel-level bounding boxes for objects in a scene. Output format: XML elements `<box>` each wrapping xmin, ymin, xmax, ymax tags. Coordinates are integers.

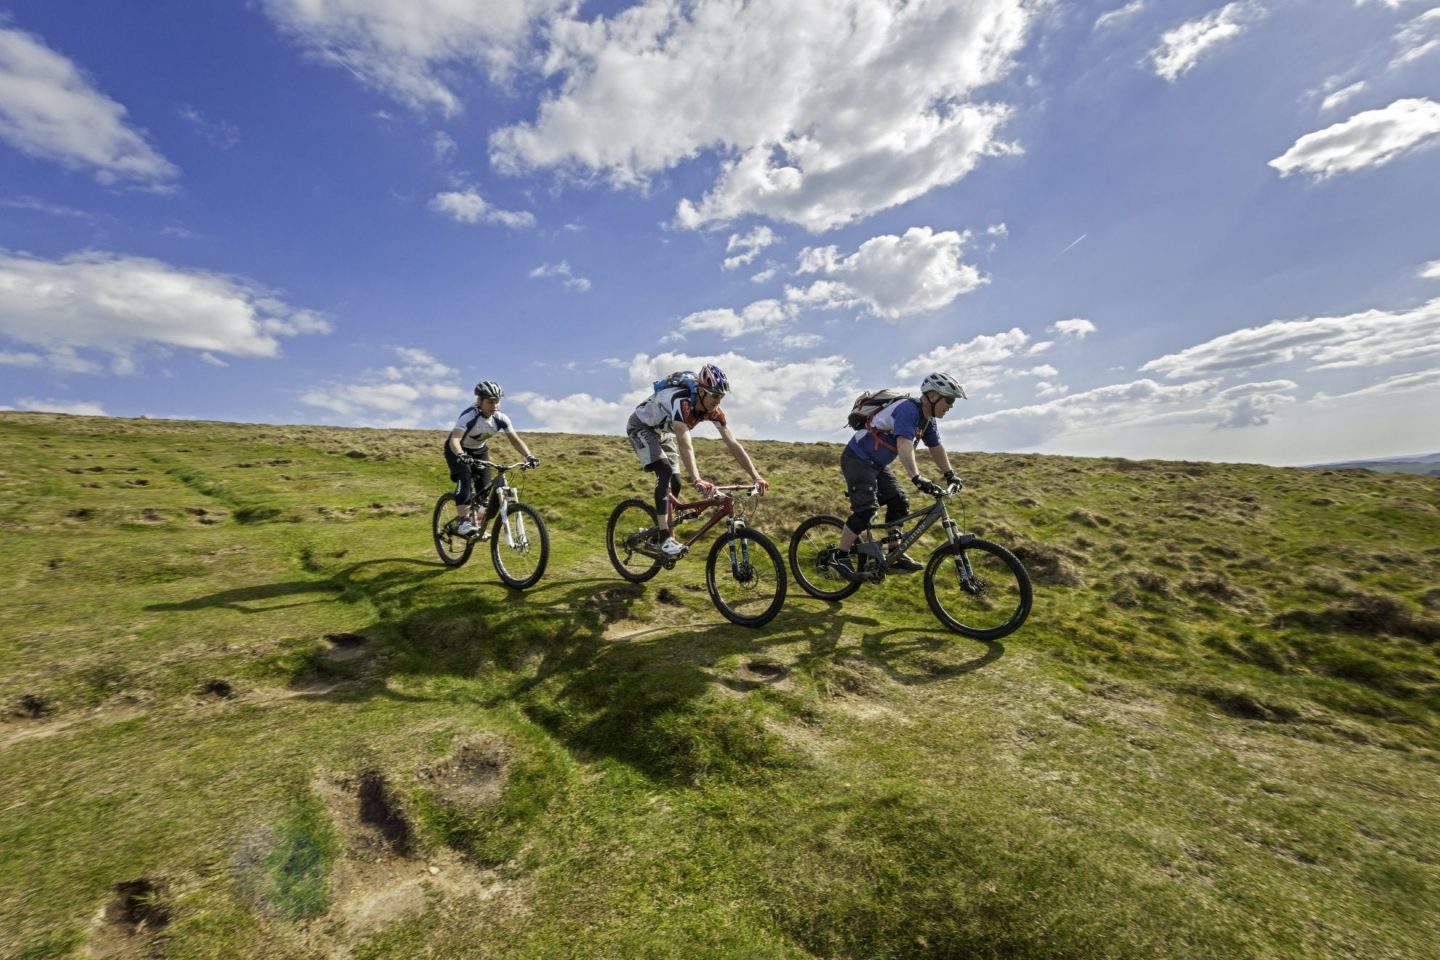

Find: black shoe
<box><xmin>829</xmin><ymin>551</ymin><xmax>862</xmax><ymax>583</ymax></box>
<box><xmin>891</xmin><ymin>552</ymin><xmax>923</xmax><ymax>573</ymax></box>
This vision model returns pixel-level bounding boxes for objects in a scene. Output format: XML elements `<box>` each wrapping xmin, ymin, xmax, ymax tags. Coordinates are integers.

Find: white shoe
<box><xmin>659</xmin><ymin>537</ymin><xmax>686</xmax><ymax>557</ymax></box>
<box><xmin>456</xmin><ymin>519</ymin><xmax>478</xmax><ymax>536</ymax></box>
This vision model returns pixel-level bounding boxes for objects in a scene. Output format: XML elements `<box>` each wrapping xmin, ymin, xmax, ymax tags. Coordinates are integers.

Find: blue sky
<box><xmin>2</xmin><ymin>0</ymin><xmax>1437</xmax><ymax>465</ymax></box>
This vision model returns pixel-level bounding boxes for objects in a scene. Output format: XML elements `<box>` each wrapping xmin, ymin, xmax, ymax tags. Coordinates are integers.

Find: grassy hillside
<box><xmin>2</xmin><ymin>410</ymin><xmax>1437</xmax><ymax>960</ymax></box>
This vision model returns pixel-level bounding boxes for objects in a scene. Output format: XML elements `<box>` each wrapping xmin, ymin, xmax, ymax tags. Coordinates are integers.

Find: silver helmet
<box><xmin>921</xmin><ymin>372</ymin><xmax>966</xmax><ymax>400</ymax></box>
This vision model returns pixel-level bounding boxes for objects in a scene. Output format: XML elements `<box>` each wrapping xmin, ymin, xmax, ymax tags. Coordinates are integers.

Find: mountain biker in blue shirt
<box><xmin>444</xmin><ymin>381</ymin><xmax>538</xmax><ymax>538</ymax></box>
<box><xmin>834</xmin><ymin>372</ymin><xmax>965</xmax><ymax>578</ymax></box>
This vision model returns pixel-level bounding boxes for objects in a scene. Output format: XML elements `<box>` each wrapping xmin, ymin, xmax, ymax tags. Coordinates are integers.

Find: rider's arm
<box><xmin>505</xmin><ymin>430</ymin><xmax>533</xmax><ymax>460</ymax></box>
<box><xmin>927</xmin><ymin>444</ymin><xmax>952</xmax><ymax>476</ymax></box>
<box><xmin>448</xmin><ymin>427</ymin><xmax>467</xmax><ymax>457</ymax></box>
<box><xmin>715</xmin><ymin>422</ymin><xmax>765</xmax><ymax>486</ymax></box>
<box><xmin>671</xmin><ymin>420</ymin><xmax>703</xmax><ymax>484</ymax></box>
<box><xmin>896</xmin><ymin>437</ymin><xmax>923</xmax><ymax>481</ymax></box>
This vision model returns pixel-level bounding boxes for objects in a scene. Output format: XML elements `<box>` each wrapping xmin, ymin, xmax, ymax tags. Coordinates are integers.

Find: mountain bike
<box><xmin>605</xmin><ymin>485</ymin><xmax>787</xmax><ymax>628</ymax></box>
<box><xmin>788</xmin><ymin>483</ymin><xmax>1031</xmax><ymax>640</ymax></box>
<box><xmin>432</xmin><ymin>458</ymin><xmax>549</xmax><ymax>589</ymax></box>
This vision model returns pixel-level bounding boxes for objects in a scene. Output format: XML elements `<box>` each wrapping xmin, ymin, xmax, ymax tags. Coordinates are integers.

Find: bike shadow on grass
<box><xmin>141</xmin><ymin>556</ymin><xmax>451</xmax><ymax>614</ymax></box>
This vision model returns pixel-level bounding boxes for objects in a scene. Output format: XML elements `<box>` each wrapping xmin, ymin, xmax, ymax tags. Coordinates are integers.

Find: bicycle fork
<box><xmin>496</xmin><ymin>486</ymin><xmax>526</xmax><ymax>549</ymax></box>
<box><xmin>726</xmin><ymin>518</ymin><xmax>754</xmax><ymax>582</ymax></box>
<box><xmin>940</xmin><ymin>515</ymin><xmax>982</xmax><ymax>594</ymax></box>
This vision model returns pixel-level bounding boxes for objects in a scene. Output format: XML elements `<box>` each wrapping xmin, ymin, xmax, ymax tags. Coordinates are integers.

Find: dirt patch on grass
<box><xmin>197</xmin><ymin>678</ymin><xmax>235</xmax><ymax>701</ymax></box>
<box><xmin>418</xmin><ymin>734</ymin><xmax>510</xmax><ymax>811</ymax></box>
<box><xmin>1011</xmin><ymin>541</ymin><xmax>1084</xmax><ymax>587</ymax></box>
<box><xmin>1274</xmin><ymin>592</ymin><xmax>1440</xmax><ymax>642</ymax></box>
<box><xmin>91</xmin><ymin>877</ymin><xmax>171</xmax><ymax>958</ymax></box>
<box><xmin>356</xmin><ymin>769</ymin><xmax>414</xmax><ymax>857</ymax></box>
<box><xmin>10</xmin><ymin>692</ymin><xmax>48</xmax><ymax>718</ymax></box>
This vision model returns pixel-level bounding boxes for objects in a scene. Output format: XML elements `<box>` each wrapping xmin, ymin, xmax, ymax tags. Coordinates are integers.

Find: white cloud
<box><xmin>779</xmin><ymin>333</ymin><xmax>824</xmax><ymax>349</ymax></box>
<box><xmin>894</xmin><ymin>327</ymin><xmax>1032</xmax><ymax>389</ymax></box>
<box><xmin>960</xmin><ymin>376</ymin><xmax>1300</xmax><ymax>450</ymax></box>
<box><xmin>1049</xmin><ymin>317</ymin><xmax>1096</xmax><ymax>339</ymax></box>
<box><xmin>0</xmin><ymin>251</ymin><xmax>332</xmax><ymax>371</ymax></box>
<box><xmin>1320</xmin><ymin>81</ymin><xmax>1367</xmax><ymax>112</ymax></box>
<box><xmin>1095</xmin><ymin>1</ymin><xmax>1147</xmax><ymax>32</ymax></box>
<box><xmin>1148</xmin><ymin>3</ymin><xmax>1263</xmax><ymax>82</ymax></box>
<box><xmin>300</xmin><ymin>346</ymin><xmax>469</xmax><ymax>428</ymax></box>
<box><xmin>0</xmin><ymin>24</ymin><xmax>177</xmax><ymax>185</ymax></box>
<box><xmin>259</xmin><ymin>0</ymin><xmax>570</xmax><ymax>116</ymax></box>
<box><xmin>429</xmin><ymin>188</ymin><xmax>535</xmax><ymax>228</ymax></box>
<box><xmin>679</xmin><ymin>299</ymin><xmax>794</xmax><ymax>339</ymax></box>
<box><xmin>433</xmin><ymin>131</ymin><xmax>457</xmax><ymax>161</ymax></box>
<box><xmin>510</xmin><ymin>391</ymin><xmax>634</xmax><ymax>435</ymax></box>
<box><xmin>1391</xmin><ymin>8</ymin><xmax>1440</xmax><ymax>70</ymax></box>
<box><xmin>1140</xmin><ymin>296</ymin><xmax>1440</xmax><ymax>379</ymax></box>
<box><xmin>1315</xmin><ymin>368</ymin><xmax>1440</xmax><ymax>401</ymax></box>
<box><xmin>723</xmin><ymin>226</ymin><xmax>777</xmax><ymax>271</ymax></box>
<box><xmin>795</xmin><ymin>227</ymin><xmax>986</xmax><ymax>320</ymax></box>
<box><xmin>15</xmin><ymin>396</ymin><xmax>108</xmax><ymax>416</ymax></box>
<box><xmin>1421</xmin><ymin>259</ymin><xmax>1440</xmax><ymax>278</ymax></box>
<box><xmin>522</xmin><ymin>350</ymin><xmax>853</xmax><ymax>436</ymax></box>
<box><xmin>1</xmin><ymin>348</ymin><xmax>42</xmax><ymax>367</ymax></box>
<box><xmin>492</xmin><ymin>0</ymin><xmax>1034</xmax><ymax>232</ymax></box>
<box><xmin>178</xmin><ymin>104</ymin><xmax>239</xmax><ymax>149</ymax></box>
<box><xmin>1269</xmin><ymin>98</ymin><xmax>1440</xmax><ymax>179</ymax></box>
<box><xmin>529</xmin><ymin>260</ymin><xmax>591</xmax><ymax>291</ymax></box>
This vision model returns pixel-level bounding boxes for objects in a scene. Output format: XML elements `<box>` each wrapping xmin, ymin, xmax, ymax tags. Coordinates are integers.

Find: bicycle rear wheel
<box><xmin>789</xmin><ymin>515</ymin><xmax>861</xmax><ymax>601</ymax></box>
<box><xmin>432</xmin><ymin>492</ymin><xmax>475</xmax><ymax>568</ymax></box>
<box><xmin>606</xmin><ymin>499</ymin><xmax>663</xmax><ymax>583</ymax></box>
<box><xmin>924</xmin><ymin>538</ymin><xmax>1032</xmax><ymax>640</ymax></box>
<box><xmin>491</xmin><ymin>502</ymin><xmax>549</xmax><ymax>589</ymax></box>
<box><xmin>706</xmin><ymin>528</ymin><xmax>786</xmax><ymax>627</ymax></box>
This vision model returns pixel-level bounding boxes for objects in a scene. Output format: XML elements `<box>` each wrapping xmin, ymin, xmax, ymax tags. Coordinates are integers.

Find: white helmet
<box><xmin>921</xmin><ymin>372</ymin><xmax>967</xmax><ymax>399</ymax></box>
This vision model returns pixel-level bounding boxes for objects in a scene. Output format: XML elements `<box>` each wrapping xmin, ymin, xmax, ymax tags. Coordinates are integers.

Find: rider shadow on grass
<box><xmin>147</xmin><ymin>553</ymin><xmax>1007</xmax><ymax>785</ymax></box>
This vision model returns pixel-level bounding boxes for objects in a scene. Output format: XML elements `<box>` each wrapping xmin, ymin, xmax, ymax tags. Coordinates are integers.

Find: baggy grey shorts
<box><xmin>626</xmin><ymin>415</ymin><xmax>680</xmax><ymax>472</ymax></box>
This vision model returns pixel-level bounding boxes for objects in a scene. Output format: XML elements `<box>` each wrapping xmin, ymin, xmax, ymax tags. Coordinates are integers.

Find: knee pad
<box><xmin>846</xmin><ymin>507</ymin><xmax>878</xmax><ymax>535</ymax></box>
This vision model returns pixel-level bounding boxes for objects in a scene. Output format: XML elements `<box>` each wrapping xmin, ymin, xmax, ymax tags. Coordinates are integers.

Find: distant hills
<box><xmin>1307</xmin><ymin>452</ymin><xmax>1440</xmax><ymax>475</ymax></box>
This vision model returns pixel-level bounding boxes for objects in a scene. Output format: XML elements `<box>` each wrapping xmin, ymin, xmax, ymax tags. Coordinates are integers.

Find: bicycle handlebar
<box><xmin>714</xmin><ymin>483</ymin><xmax>764</xmax><ymax>498</ymax></box>
<box><xmin>461</xmin><ymin>457</ymin><xmax>535</xmax><ymax>472</ymax></box>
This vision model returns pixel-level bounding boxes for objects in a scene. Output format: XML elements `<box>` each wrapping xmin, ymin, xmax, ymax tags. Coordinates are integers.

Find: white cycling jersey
<box><xmin>453</xmin><ymin>406</ymin><xmax>513</xmax><ymax>452</ymax></box>
<box><xmin>631</xmin><ymin>386</ymin><xmax>727</xmax><ymax>431</ymax></box>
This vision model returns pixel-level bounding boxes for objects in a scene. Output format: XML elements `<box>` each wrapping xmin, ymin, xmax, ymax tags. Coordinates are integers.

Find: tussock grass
<box><xmin>2</xmin><ymin>412</ymin><xmax>1439</xmax><ymax>958</ymax></box>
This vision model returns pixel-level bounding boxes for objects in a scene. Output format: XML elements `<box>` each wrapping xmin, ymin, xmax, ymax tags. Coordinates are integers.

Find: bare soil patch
<box><xmin>90</xmin><ymin>877</ymin><xmax>171</xmax><ymax>959</ymax></box>
<box><xmin>418</xmin><ymin>734</ymin><xmax>511</xmax><ymax>811</ymax></box>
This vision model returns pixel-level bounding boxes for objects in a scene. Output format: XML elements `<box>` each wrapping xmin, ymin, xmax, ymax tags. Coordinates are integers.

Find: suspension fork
<box><xmin>726</xmin><ymin>515</ymin><xmax>750</xmax><ymax>574</ymax></box>
<box><xmin>938</xmin><ymin>508</ymin><xmax>978</xmax><ymax>582</ymax></box>
<box><xmin>495</xmin><ymin>482</ymin><xmax>515</xmax><ymax>547</ymax></box>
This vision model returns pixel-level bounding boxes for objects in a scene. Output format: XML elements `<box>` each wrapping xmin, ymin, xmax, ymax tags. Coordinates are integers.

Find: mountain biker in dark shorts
<box><xmin>444</xmin><ymin>380</ymin><xmax>538</xmax><ymax>537</ymax></box>
<box><xmin>625</xmin><ymin>363</ymin><xmax>768</xmax><ymax>557</ymax></box>
<box><xmin>834</xmin><ymin>372</ymin><xmax>965</xmax><ymax>578</ymax></box>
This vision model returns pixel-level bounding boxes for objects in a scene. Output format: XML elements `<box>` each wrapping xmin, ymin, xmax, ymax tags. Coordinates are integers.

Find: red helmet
<box><xmin>698</xmin><ymin>363</ymin><xmax>729</xmax><ymax>396</ymax></box>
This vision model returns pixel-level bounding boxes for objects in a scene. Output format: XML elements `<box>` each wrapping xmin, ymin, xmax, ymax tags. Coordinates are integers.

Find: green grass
<box><xmin>2</xmin><ymin>411</ymin><xmax>1438</xmax><ymax>958</ymax></box>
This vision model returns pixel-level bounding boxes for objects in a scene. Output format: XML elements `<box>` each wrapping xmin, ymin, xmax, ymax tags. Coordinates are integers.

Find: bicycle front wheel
<box><xmin>706</xmin><ymin>528</ymin><xmax>786</xmax><ymax>628</ymax></box>
<box><xmin>606</xmin><ymin>499</ymin><xmax>663</xmax><ymax>583</ymax></box>
<box><xmin>789</xmin><ymin>515</ymin><xmax>861</xmax><ymax>601</ymax></box>
<box><xmin>432</xmin><ymin>492</ymin><xmax>475</xmax><ymax>568</ymax></box>
<box><xmin>491</xmin><ymin>502</ymin><xmax>549</xmax><ymax>590</ymax></box>
<box><xmin>924</xmin><ymin>538</ymin><xmax>1032</xmax><ymax>640</ymax></box>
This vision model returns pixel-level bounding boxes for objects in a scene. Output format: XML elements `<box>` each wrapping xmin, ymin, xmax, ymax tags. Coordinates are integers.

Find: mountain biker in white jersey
<box><xmin>833</xmin><ymin>372</ymin><xmax>965</xmax><ymax>579</ymax></box>
<box><xmin>626</xmin><ymin>363</ymin><xmax>769</xmax><ymax>557</ymax></box>
<box><xmin>444</xmin><ymin>381</ymin><xmax>538</xmax><ymax>538</ymax></box>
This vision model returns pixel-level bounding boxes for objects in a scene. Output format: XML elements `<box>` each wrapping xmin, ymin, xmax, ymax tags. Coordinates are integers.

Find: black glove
<box><xmin>912</xmin><ymin>475</ymin><xmax>944</xmax><ymax>496</ymax></box>
<box><xmin>525</xmin><ymin>454</ymin><xmax>539</xmax><ymax>468</ymax></box>
<box><xmin>944</xmin><ymin>470</ymin><xmax>963</xmax><ymax>490</ymax></box>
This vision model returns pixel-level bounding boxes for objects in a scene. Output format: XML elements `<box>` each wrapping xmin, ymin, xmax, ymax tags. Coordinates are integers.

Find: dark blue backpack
<box><xmin>652</xmin><ymin>370</ymin><xmax>699</xmax><ymax>400</ymax></box>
